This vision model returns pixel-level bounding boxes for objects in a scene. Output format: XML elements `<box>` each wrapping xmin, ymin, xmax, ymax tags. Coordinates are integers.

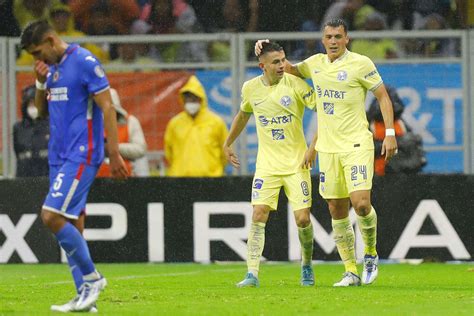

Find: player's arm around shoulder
<box><xmin>94</xmin><ymin>90</ymin><xmax>129</xmax><ymax>179</ymax></box>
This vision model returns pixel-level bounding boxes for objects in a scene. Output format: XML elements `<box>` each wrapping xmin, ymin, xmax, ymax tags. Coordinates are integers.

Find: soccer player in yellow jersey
<box><xmin>256</xmin><ymin>18</ymin><xmax>398</xmax><ymax>287</ymax></box>
<box><xmin>223</xmin><ymin>41</ymin><xmax>318</xmax><ymax>288</ymax></box>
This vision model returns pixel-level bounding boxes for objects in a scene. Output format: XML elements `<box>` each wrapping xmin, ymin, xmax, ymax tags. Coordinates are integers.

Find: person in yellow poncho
<box><xmin>16</xmin><ymin>3</ymin><xmax>109</xmax><ymax>66</ymax></box>
<box><xmin>164</xmin><ymin>75</ymin><xmax>229</xmax><ymax>177</ymax></box>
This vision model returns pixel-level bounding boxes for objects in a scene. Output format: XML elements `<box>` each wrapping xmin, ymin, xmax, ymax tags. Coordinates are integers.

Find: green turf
<box><xmin>0</xmin><ymin>263</ymin><xmax>472</xmax><ymax>315</ymax></box>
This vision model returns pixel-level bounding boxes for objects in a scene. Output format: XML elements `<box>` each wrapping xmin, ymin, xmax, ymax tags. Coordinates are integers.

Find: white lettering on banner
<box><xmin>398</xmin><ymin>87</ymin><xmax>436</xmax><ymax>143</ymax></box>
<box><xmin>148</xmin><ymin>203</ymin><xmax>164</xmax><ymax>262</ymax></box>
<box><xmin>288</xmin><ymin>207</ymin><xmax>364</xmax><ymax>261</ymax></box>
<box><xmin>0</xmin><ymin>214</ymin><xmax>38</xmax><ymax>263</ymax></box>
<box><xmin>193</xmin><ymin>202</ymin><xmax>257</xmax><ymax>262</ymax></box>
<box><xmin>61</xmin><ymin>203</ymin><xmax>128</xmax><ymax>262</ymax></box>
<box><xmin>389</xmin><ymin>200</ymin><xmax>470</xmax><ymax>259</ymax></box>
<box><xmin>427</xmin><ymin>88</ymin><xmax>462</xmax><ymax>143</ymax></box>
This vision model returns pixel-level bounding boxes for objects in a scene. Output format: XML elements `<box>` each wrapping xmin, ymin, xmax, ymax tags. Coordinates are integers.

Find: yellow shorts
<box><xmin>251</xmin><ymin>170</ymin><xmax>312</xmax><ymax>211</ymax></box>
<box><xmin>318</xmin><ymin>150</ymin><xmax>374</xmax><ymax>199</ymax></box>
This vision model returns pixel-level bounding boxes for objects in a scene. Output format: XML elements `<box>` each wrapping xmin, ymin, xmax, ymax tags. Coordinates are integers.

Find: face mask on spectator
<box><xmin>27</xmin><ymin>105</ymin><xmax>38</xmax><ymax>120</ymax></box>
<box><xmin>184</xmin><ymin>102</ymin><xmax>200</xmax><ymax>116</ymax></box>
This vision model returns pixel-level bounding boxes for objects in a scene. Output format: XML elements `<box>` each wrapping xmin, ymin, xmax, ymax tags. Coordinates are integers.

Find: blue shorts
<box><xmin>43</xmin><ymin>161</ymin><xmax>98</xmax><ymax>219</ymax></box>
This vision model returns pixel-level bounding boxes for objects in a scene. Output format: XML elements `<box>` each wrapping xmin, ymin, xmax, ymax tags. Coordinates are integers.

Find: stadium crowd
<box><xmin>1</xmin><ymin>0</ymin><xmax>472</xmax><ymax>63</ymax></box>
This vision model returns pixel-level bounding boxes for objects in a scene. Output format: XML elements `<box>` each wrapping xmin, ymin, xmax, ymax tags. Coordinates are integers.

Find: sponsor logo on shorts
<box><xmin>253</xmin><ymin>178</ymin><xmax>264</xmax><ymax>189</ymax></box>
<box><xmin>353</xmin><ymin>182</ymin><xmax>366</xmax><ymax>187</ymax></box>
<box><xmin>319</xmin><ymin>172</ymin><xmax>325</xmax><ymax>183</ymax></box>
<box><xmin>51</xmin><ymin>192</ymin><xmax>63</xmax><ymax>198</ymax></box>
<box><xmin>272</xmin><ymin>129</ymin><xmax>285</xmax><ymax>140</ymax></box>
<box><xmin>301</xmin><ymin>181</ymin><xmax>309</xmax><ymax>196</ymax></box>
<box><xmin>303</xmin><ymin>198</ymin><xmax>310</xmax><ymax>203</ymax></box>
<box><xmin>252</xmin><ymin>190</ymin><xmax>259</xmax><ymax>199</ymax></box>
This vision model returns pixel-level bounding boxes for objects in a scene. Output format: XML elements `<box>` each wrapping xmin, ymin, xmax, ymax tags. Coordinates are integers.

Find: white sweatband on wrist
<box><xmin>35</xmin><ymin>79</ymin><xmax>46</xmax><ymax>90</ymax></box>
<box><xmin>385</xmin><ymin>128</ymin><xmax>395</xmax><ymax>137</ymax></box>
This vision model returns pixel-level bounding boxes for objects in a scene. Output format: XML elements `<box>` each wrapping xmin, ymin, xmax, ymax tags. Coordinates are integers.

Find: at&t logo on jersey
<box><xmin>280</xmin><ymin>95</ymin><xmax>292</xmax><ymax>107</ymax></box>
<box><xmin>323</xmin><ymin>102</ymin><xmax>334</xmax><ymax>115</ymax></box>
<box><xmin>316</xmin><ymin>85</ymin><xmax>346</xmax><ymax>99</ymax></box>
<box><xmin>258</xmin><ymin>114</ymin><xmax>293</xmax><ymax>126</ymax></box>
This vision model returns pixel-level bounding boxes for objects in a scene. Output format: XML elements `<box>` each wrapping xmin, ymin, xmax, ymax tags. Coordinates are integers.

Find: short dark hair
<box><xmin>20</xmin><ymin>20</ymin><xmax>54</xmax><ymax>50</ymax></box>
<box><xmin>257</xmin><ymin>41</ymin><xmax>283</xmax><ymax>59</ymax></box>
<box><xmin>323</xmin><ymin>18</ymin><xmax>348</xmax><ymax>34</ymax></box>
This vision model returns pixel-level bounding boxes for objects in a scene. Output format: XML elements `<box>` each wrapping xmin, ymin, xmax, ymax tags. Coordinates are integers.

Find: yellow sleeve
<box><xmin>164</xmin><ymin>121</ymin><xmax>174</xmax><ymax>164</ymax></box>
<box><xmin>240</xmin><ymin>83</ymin><xmax>253</xmax><ymax>113</ymax></box>
<box><xmin>294</xmin><ymin>77</ymin><xmax>317</xmax><ymax>111</ymax></box>
<box><xmin>296</xmin><ymin>55</ymin><xmax>315</xmax><ymax>79</ymax></box>
<box><xmin>358</xmin><ymin>56</ymin><xmax>383</xmax><ymax>91</ymax></box>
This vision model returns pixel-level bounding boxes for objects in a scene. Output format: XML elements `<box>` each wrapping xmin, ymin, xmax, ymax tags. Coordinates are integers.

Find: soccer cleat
<box><xmin>300</xmin><ymin>265</ymin><xmax>315</xmax><ymax>286</ymax></box>
<box><xmin>236</xmin><ymin>272</ymin><xmax>259</xmax><ymax>288</ymax></box>
<box><xmin>362</xmin><ymin>254</ymin><xmax>379</xmax><ymax>285</ymax></box>
<box><xmin>74</xmin><ymin>275</ymin><xmax>107</xmax><ymax>311</ymax></box>
<box><xmin>51</xmin><ymin>296</ymin><xmax>98</xmax><ymax>313</ymax></box>
<box><xmin>333</xmin><ymin>272</ymin><xmax>361</xmax><ymax>287</ymax></box>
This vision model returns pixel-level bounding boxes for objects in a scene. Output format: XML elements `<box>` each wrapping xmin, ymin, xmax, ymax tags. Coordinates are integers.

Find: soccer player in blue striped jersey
<box><xmin>20</xmin><ymin>20</ymin><xmax>129</xmax><ymax>312</ymax></box>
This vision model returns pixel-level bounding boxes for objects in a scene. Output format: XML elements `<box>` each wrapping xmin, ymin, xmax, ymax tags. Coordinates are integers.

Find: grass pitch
<box><xmin>0</xmin><ymin>262</ymin><xmax>472</xmax><ymax>315</ymax></box>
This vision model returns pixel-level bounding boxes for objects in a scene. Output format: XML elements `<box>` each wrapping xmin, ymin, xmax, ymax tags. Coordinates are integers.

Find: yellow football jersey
<box><xmin>298</xmin><ymin>50</ymin><xmax>381</xmax><ymax>153</ymax></box>
<box><xmin>241</xmin><ymin>73</ymin><xmax>316</xmax><ymax>175</ymax></box>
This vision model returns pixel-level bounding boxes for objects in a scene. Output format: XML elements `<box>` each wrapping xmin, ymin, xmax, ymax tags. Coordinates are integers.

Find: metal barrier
<box><xmin>0</xmin><ymin>37</ymin><xmax>7</xmax><ymax>178</ymax></box>
<box><xmin>2</xmin><ymin>30</ymin><xmax>473</xmax><ymax>177</ymax></box>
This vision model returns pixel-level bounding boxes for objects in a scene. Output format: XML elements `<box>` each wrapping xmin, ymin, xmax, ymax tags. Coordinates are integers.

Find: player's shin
<box><xmin>247</xmin><ymin>222</ymin><xmax>266</xmax><ymax>277</ymax></box>
<box><xmin>298</xmin><ymin>223</ymin><xmax>314</xmax><ymax>266</ymax></box>
<box><xmin>357</xmin><ymin>207</ymin><xmax>377</xmax><ymax>256</ymax></box>
<box><xmin>332</xmin><ymin>217</ymin><xmax>358</xmax><ymax>275</ymax></box>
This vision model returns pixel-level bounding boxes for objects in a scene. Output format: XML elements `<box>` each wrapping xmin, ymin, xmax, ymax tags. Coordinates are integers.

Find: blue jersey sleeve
<box><xmin>80</xmin><ymin>54</ymin><xmax>109</xmax><ymax>95</ymax></box>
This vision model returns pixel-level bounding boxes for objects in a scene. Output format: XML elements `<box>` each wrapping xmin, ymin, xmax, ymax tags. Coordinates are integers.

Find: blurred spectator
<box><xmin>13</xmin><ymin>85</ymin><xmax>49</xmax><ymax>177</ymax></box>
<box><xmin>13</xmin><ymin>0</ymin><xmax>61</xmax><ymax>30</ymax></box>
<box><xmin>418</xmin><ymin>13</ymin><xmax>458</xmax><ymax>57</ymax></box>
<box><xmin>321</xmin><ymin>0</ymin><xmax>375</xmax><ymax>30</ymax></box>
<box><xmin>350</xmin><ymin>11</ymin><xmax>398</xmax><ymax>60</ymax></box>
<box><xmin>97</xmin><ymin>88</ymin><xmax>148</xmax><ymax>177</ymax></box>
<box><xmin>0</xmin><ymin>0</ymin><xmax>20</xmax><ymax>36</ymax></box>
<box><xmin>164</xmin><ymin>75</ymin><xmax>228</xmax><ymax>177</ymax></box>
<box><xmin>142</xmin><ymin>0</ymin><xmax>208</xmax><ymax>62</ymax></box>
<box><xmin>69</xmin><ymin>0</ymin><xmax>139</xmax><ymax>35</ymax></box>
<box><xmin>411</xmin><ymin>0</ymin><xmax>452</xmax><ymax>30</ymax></box>
<box><xmin>208</xmin><ymin>0</ymin><xmax>259</xmax><ymax>61</ymax></box>
<box><xmin>291</xmin><ymin>16</ymin><xmax>324</xmax><ymax>61</ymax></box>
<box><xmin>16</xmin><ymin>3</ymin><xmax>110</xmax><ymax>66</ymax></box>
<box><xmin>367</xmin><ymin>85</ymin><xmax>426</xmax><ymax>175</ymax></box>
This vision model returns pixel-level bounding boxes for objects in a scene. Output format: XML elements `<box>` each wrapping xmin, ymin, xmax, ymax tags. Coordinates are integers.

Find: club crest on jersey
<box><xmin>53</xmin><ymin>71</ymin><xmax>59</xmax><ymax>82</ymax></box>
<box><xmin>94</xmin><ymin>65</ymin><xmax>105</xmax><ymax>78</ymax></box>
<box><xmin>280</xmin><ymin>95</ymin><xmax>291</xmax><ymax>107</ymax></box>
<box><xmin>337</xmin><ymin>70</ymin><xmax>347</xmax><ymax>81</ymax></box>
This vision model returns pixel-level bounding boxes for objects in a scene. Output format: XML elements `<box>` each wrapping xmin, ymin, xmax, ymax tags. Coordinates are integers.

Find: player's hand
<box><xmin>301</xmin><ymin>147</ymin><xmax>317</xmax><ymax>169</ymax></box>
<box><xmin>109</xmin><ymin>153</ymin><xmax>129</xmax><ymax>179</ymax></box>
<box><xmin>34</xmin><ymin>60</ymin><xmax>49</xmax><ymax>83</ymax></box>
<box><xmin>381</xmin><ymin>136</ymin><xmax>398</xmax><ymax>160</ymax></box>
<box><xmin>254</xmin><ymin>39</ymin><xmax>269</xmax><ymax>56</ymax></box>
<box><xmin>224</xmin><ymin>145</ymin><xmax>240</xmax><ymax>168</ymax></box>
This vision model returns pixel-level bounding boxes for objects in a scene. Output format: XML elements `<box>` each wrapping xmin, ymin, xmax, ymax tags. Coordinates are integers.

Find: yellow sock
<box><xmin>332</xmin><ymin>217</ymin><xmax>358</xmax><ymax>275</ymax></box>
<box><xmin>357</xmin><ymin>207</ymin><xmax>378</xmax><ymax>256</ymax></box>
<box><xmin>247</xmin><ymin>221</ymin><xmax>266</xmax><ymax>276</ymax></box>
<box><xmin>298</xmin><ymin>223</ymin><xmax>314</xmax><ymax>266</ymax></box>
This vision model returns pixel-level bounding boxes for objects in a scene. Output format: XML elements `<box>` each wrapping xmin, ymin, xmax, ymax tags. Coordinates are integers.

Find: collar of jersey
<box><xmin>326</xmin><ymin>49</ymin><xmax>349</xmax><ymax>64</ymax></box>
<box><xmin>59</xmin><ymin>43</ymin><xmax>79</xmax><ymax>65</ymax></box>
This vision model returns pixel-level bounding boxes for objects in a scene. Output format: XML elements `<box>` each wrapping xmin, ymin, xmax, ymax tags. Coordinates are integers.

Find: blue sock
<box><xmin>56</xmin><ymin>222</ymin><xmax>95</xmax><ymax>276</ymax></box>
<box><xmin>67</xmin><ymin>255</ymin><xmax>84</xmax><ymax>293</ymax></box>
